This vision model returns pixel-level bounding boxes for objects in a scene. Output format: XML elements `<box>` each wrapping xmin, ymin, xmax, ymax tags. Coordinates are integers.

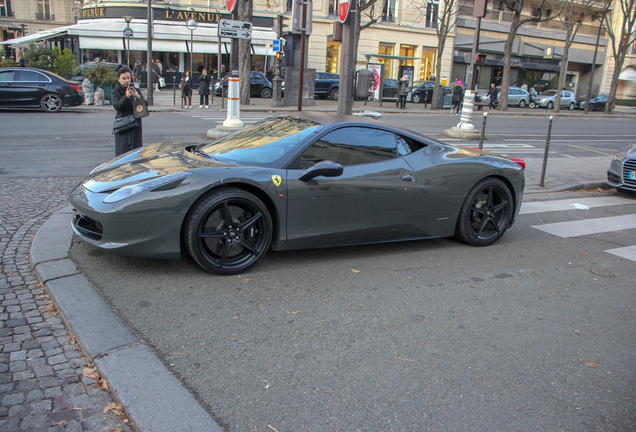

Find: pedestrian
<box><xmin>397</xmin><ymin>75</ymin><xmax>408</xmax><ymax>110</ymax></box>
<box><xmin>152</xmin><ymin>60</ymin><xmax>162</xmax><ymax>92</ymax></box>
<box><xmin>132</xmin><ymin>60</ymin><xmax>142</xmax><ymax>85</ymax></box>
<box><xmin>521</xmin><ymin>82</ymin><xmax>528</xmax><ymax>92</ymax></box>
<box><xmin>112</xmin><ymin>66</ymin><xmax>144</xmax><ymax>156</ymax></box>
<box><xmin>181</xmin><ymin>70</ymin><xmax>193</xmax><ymax>108</ymax></box>
<box><xmin>198</xmin><ymin>68</ymin><xmax>211</xmax><ymax>108</ymax></box>
<box><xmin>452</xmin><ymin>80</ymin><xmax>464</xmax><ymax>114</ymax></box>
<box><xmin>487</xmin><ymin>82</ymin><xmax>498</xmax><ymax>109</ymax></box>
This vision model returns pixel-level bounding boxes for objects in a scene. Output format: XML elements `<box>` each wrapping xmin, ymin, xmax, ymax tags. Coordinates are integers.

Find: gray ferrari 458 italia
<box><xmin>70</xmin><ymin>113</ymin><xmax>525</xmax><ymax>275</ymax></box>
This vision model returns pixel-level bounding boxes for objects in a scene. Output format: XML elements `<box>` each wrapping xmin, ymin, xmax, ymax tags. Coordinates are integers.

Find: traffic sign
<box><xmin>123</xmin><ymin>27</ymin><xmax>133</xmax><ymax>38</ymax></box>
<box><xmin>226</xmin><ymin>0</ymin><xmax>237</xmax><ymax>13</ymax></box>
<box><xmin>217</xmin><ymin>19</ymin><xmax>252</xmax><ymax>40</ymax></box>
<box><xmin>273</xmin><ymin>40</ymin><xmax>280</xmax><ymax>52</ymax></box>
<box><xmin>338</xmin><ymin>0</ymin><xmax>350</xmax><ymax>23</ymax></box>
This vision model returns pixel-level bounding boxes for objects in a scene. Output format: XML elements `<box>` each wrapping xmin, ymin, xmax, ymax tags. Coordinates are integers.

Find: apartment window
<box><xmin>328</xmin><ymin>0</ymin><xmax>335</xmax><ymax>16</ymax></box>
<box><xmin>382</xmin><ymin>0</ymin><xmax>396</xmax><ymax>23</ymax></box>
<box><xmin>426</xmin><ymin>1</ymin><xmax>438</xmax><ymax>28</ymax></box>
<box><xmin>287</xmin><ymin>0</ymin><xmax>292</xmax><ymax>12</ymax></box>
<box><xmin>0</xmin><ymin>0</ymin><xmax>13</xmax><ymax>17</ymax></box>
<box><xmin>532</xmin><ymin>6</ymin><xmax>552</xmax><ymax>18</ymax></box>
<box><xmin>37</xmin><ymin>0</ymin><xmax>53</xmax><ymax>20</ymax></box>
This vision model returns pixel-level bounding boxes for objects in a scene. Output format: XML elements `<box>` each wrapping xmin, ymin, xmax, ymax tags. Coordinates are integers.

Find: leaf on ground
<box><xmin>82</xmin><ymin>367</ymin><xmax>100</xmax><ymax>380</ymax></box>
<box><xmin>351</xmin><ymin>269</ymin><xmax>361</xmax><ymax>273</ymax></box>
<box><xmin>93</xmin><ymin>379</ymin><xmax>109</xmax><ymax>391</ymax></box>
<box><xmin>285</xmin><ymin>311</ymin><xmax>301</xmax><ymax>314</ymax></box>
<box><xmin>55</xmin><ymin>421</ymin><xmax>68</xmax><ymax>426</ymax></box>
<box><xmin>580</xmin><ymin>251</ymin><xmax>589</xmax><ymax>256</ymax></box>
<box><xmin>103</xmin><ymin>402</ymin><xmax>126</xmax><ymax>417</ymax></box>
<box><xmin>578</xmin><ymin>359</ymin><xmax>599</xmax><ymax>368</ymax></box>
<box><xmin>391</xmin><ymin>355</ymin><xmax>414</xmax><ymax>362</ymax></box>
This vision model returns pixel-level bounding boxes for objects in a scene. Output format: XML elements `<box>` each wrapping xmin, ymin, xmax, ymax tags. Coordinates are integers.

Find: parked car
<box><xmin>607</xmin><ymin>143</ymin><xmax>636</xmax><ymax>193</ymax></box>
<box><xmin>314</xmin><ymin>72</ymin><xmax>340</xmax><ymax>100</ymax></box>
<box><xmin>69</xmin><ymin>113</ymin><xmax>525</xmax><ymax>275</ymax></box>
<box><xmin>410</xmin><ymin>80</ymin><xmax>436</xmax><ymax>104</ymax></box>
<box><xmin>483</xmin><ymin>87</ymin><xmax>530</xmax><ymax>108</ymax></box>
<box><xmin>382</xmin><ymin>78</ymin><xmax>399</xmax><ymax>99</ymax></box>
<box><xmin>536</xmin><ymin>90</ymin><xmax>576</xmax><ymax>110</ymax></box>
<box><xmin>578</xmin><ymin>94</ymin><xmax>608</xmax><ymax>111</ymax></box>
<box><xmin>214</xmin><ymin>71</ymin><xmax>272</xmax><ymax>98</ymax></box>
<box><xmin>0</xmin><ymin>67</ymin><xmax>84</xmax><ymax>112</ymax></box>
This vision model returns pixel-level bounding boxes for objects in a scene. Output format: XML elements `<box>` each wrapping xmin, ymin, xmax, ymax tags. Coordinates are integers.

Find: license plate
<box><xmin>629</xmin><ymin>171</ymin><xmax>636</xmax><ymax>180</ymax></box>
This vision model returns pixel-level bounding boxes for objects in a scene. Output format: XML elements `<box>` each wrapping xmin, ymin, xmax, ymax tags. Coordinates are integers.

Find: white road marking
<box><xmin>520</xmin><ymin>197</ymin><xmax>635</xmax><ymax>215</ymax></box>
<box><xmin>531</xmin><ymin>214</ymin><xmax>636</xmax><ymax>238</ymax></box>
<box><xmin>605</xmin><ymin>245</ymin><xmax>636</xmax><ymax>262</ymax></box>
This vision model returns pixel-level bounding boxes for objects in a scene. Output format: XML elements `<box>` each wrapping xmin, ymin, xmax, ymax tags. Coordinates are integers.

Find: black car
<box><xmin>314</xmin><ymin>72</ymin><xmax>340</xmax><ymax>100</ymax></box>
<box><xmin>214</xmin><ymin>71</ymin><xmax>272</xmax><ymax>98</ymax></box>
<box><xmin>578</xmin><ymin>94</ymin><xmax>609</xmax><ymax>111</ymax></box>
<box><xmin>410</xmin><ymin>80</ymin><xmax>436</xmax><ymax>104</ymax></box>
<box><xmin>0</xmin><ymin>68</ymin><xmax>84</xmax><ymax>112</ymax></box>
<box><xmin>382</xmin><ymin>78</ymin><xmax>399</xmax><ymax>99</ymax></box>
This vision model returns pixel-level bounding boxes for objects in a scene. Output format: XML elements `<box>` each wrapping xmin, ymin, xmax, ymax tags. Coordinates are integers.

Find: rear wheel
<box><xmin>568</xmin><ymin>102</ymin><xmax>575</xmax><ymax>110</ymax></box>
<box><xmin>588</xmin><ymin>103</ymin><xmax>595</xmax><ymax>111</ymax></box>
<box><xmin>518</xmin><ymin>99</ymin><xmax>526</xmax><ymax>108</ymax></box>
<box><xmin>41</xmin><ymin>93</ymin><xmax>62</xmax><ymax>113</ymax></box>
<box><xmin>412</xmin><ymin>93</ymin><xmax>421</xmax><ymax>104</ymax></box>
<box><xmin>455</xmin><ymin>178</ymin><xmax>514</xmax><ymax>246</ymax></box>
<box><xmin>329</xmin><ymin>88</ymin><xmax>339</xmax><ymax>101</ymax></box>
<box><xmin>260</xmin><ymin>87</ymin><xmax>272</xmax><ymax>98</ymax></box>
<box><xmin>529</xmin><ymin>101</ymin><xmax>537</xmax><ymax>109</ymax></box>
<box><xmin>184</xmin><ymin>188</ymin><xmax>272</xmax><ymax>275</ymax></box>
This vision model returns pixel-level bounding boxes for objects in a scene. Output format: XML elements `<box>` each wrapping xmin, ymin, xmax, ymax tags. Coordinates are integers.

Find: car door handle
<box><xmin>401</xmin><ymin>174</ymin><xmax>415</xmax><ymax>182</ymax></box>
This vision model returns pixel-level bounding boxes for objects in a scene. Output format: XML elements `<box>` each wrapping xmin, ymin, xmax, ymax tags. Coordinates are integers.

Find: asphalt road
<box><xmin>4</xmin><ymin>110</ymin><xmax>636</xmax><ymax>431</ymax></box>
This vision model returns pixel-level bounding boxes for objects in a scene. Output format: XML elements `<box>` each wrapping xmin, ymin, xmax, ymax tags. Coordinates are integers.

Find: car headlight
<box><xmin>613</xmin><ymin>153</ymin><xmax>626</xmax><ymax>162</ymax></box>
<box><xmin>103</xmin><ymin>171</ymin><xmax>192</xmax><ymax>204</ymax></box>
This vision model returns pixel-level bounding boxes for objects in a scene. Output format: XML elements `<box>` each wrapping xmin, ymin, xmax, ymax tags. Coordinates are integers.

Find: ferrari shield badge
<box><xmin>271</xmin><ymin>175</ymin><xmax>282</xmax><ymax>187</ymax></box>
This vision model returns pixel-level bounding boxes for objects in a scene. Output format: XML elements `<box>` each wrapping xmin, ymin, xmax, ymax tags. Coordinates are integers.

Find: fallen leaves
<box><xmin>391</xmin><ymin>355</ymin><xmax>414</xmax><ymax>362</ymax></box>
<box><xmin>103</xmin><ymin>402</ymin><xmax>125</xmax><ymax>416</ymax></box>
<box><xmin>285</xmin><ymin>311</ymin><xmax>301</xmax><ymax>314</ymax></box>
<box><xmin>579</xmin><ymin>359</ymin><xmax>599</xmax><ymax>368</ymax></box>
<box><xmin>82</xmin><ymin>367</ymin><xmax>100</xmax><ymax>380</ymax></box>
<box><xmin>579</xmin><ymin>251</ymin><xmax>589</xmax><ymax>256</ymax></box>
<box><xmin>93</xmin><ymin>379</ymin><xmax>109</xmax><ymax>391</ymax></box>
<box><xmin>350</xmin><ymin>269</ymin><xmax>361</xmax><ymax>273</ymax></box>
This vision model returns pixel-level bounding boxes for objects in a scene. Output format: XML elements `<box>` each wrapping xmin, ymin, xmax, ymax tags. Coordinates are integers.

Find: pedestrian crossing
<box><xmin>524</xmin><ymin>195</ymin><xmax>636</xmax><ymax>263</ymax></box>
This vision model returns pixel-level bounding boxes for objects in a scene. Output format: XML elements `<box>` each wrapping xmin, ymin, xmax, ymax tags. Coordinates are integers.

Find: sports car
<box><xmin>69</xmin><ymin>113</ymin><xmax>525</xmax><ymax>275</ymax></box>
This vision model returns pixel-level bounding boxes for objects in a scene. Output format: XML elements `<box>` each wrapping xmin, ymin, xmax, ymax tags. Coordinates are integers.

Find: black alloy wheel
<box><xmin>41</xmin><ymin>93</ymin><xmax>63</xmax><ymax>113</ymax></box>
<box><xmin>184</xmin><ymin>188</ymin><xmax>272</xmax><ymax>275</ymax></box>
<box><xmin>260</xmin><ymin>87</ymin><xmax>272</xmax><ymax>98</ymax></box>
<box><xmin>455</xmin><ymin>178</ymin><xmax>513</xmax><ymax>246</ymax></box>
<box><xmin>412</xmin><ymin>93</ymin><xmax>421</xmax><ymax>104</ymax></box>
<box><xmin>329</xmin><ymin>88</ymin><xmax>339</xmax><ymax>101</ymax></box>
<box><xmin>588</xmin><ymin>103</ymin><xmax>595</xmax><ymax>111</ymax></box>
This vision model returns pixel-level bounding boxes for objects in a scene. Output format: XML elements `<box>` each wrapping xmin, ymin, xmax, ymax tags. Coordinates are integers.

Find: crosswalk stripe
<box><xmin>520</xmin><ymin>196</ymin><xmax>635</xmax><ymax>215</ymax></box>
<box><xmin>531</xmin><ymin>214</ymin><xmax>636</xmax><ymax>238</ymax></box>
<box><xmin>605</xmin><ymin>245</ymin><xmax>636</xmax><ymax>261</ymax></box>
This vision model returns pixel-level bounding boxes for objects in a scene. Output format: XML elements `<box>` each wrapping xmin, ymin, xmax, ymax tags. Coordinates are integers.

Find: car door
<box><xmin>249</xmin><ymin>72</ymin><xmax>261</xmax><ymax>96</ymax></box>
<box><xmin>314</xmin><ymin>72</ymin><xmax>327</xmax><ymax>95</ymax></box>
<box><xmin>285</xmin><ymin>126</ymin><xmax>418</xmax><ymax>249</ymax></box>
<box><xmin>0</xmin><ymin>70</ymin><xmax>16</xmax><ymax>106</ymax></box>
<box><xmin>14</xmin><ymin>70</ymin><xmax>48</xmax><ymax>107</ymax></box>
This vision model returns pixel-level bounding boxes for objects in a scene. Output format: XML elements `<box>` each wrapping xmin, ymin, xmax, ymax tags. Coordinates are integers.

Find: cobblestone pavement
<box><xmin>0</xmin><ymin>177</ymin><xmax>133</xmax><ymax>431</ymax></box>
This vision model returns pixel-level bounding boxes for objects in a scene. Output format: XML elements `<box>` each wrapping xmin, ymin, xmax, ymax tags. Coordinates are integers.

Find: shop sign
<box><xmin>338</xmin><ymin>0</ymin><xmax>350</xmax><ymax>23</ymax></box>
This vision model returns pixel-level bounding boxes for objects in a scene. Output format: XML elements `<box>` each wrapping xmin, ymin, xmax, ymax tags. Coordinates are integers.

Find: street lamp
<box><xmin>123</xmin><ymin>15</ymin><xmax>133</xmax><ymax>67</ymax></box>
<box><xmin>185</xmin><ymin>18</ymin><xmax>198</xmax><ymax>73</ymax></box>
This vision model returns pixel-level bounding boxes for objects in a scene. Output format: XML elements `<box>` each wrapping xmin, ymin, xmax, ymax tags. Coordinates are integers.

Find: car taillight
<box><xmin>510</xmin><ymin>158</ymin><xmax>525</xmax><ymax>170</ymax></box>
<box><xmin>70</xmin><ymin>84</ymin><xmax>81</xmax><ymax>92</ymax></box>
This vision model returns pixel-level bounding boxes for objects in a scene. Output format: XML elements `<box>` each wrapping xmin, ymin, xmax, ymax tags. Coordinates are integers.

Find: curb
<box><xmin>29</xmin><ymin>207</ymin><xmax>222</xmax><ymax>432</ymax></box>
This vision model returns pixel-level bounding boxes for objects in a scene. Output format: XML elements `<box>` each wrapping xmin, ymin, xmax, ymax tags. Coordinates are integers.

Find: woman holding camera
<box><xmin>112</xmin><ymin>66</ymin><xmax>144</xmax><ymax>156</ymax></box>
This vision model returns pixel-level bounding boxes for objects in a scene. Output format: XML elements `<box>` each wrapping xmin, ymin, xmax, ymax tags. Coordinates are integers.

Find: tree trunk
<box><xmin>605</xmin><ymin>48</ymin><xmax>626</xmax><ymax>113</ymax></box>
<box><xmin>431</xmin><ymin>48</ymin><xmax>445</xmax><ymax>110</ymax></box>
<box><xmin>239</xmin><ymin>0</ymin><xmax>253</xmax><ymax>105</ymax></box>
<box><xmin>499</xmin><ymin>22</ymin><xmax>518</xmax><ymax>111</ymax></box>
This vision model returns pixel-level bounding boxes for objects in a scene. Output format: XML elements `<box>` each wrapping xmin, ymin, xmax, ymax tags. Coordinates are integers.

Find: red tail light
<box><xmin>70</xmin><ymin>84</ymin><xmax>81</xmax><ymax>92</ymax></box>
<box><xmin>510</xmin><ymin>158</ymin><xmax>525</xmax><ymax>170</ymax></box>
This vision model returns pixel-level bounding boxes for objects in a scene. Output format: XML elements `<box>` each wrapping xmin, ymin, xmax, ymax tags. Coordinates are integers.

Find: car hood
<box><xmin>82</xmin><ymin>142</ymin><xmax>232</xmax><ymax>193</ymax></box>
<box><xmin>618</xmin><ymin>143</ymin><xmax>636</xmax><ymax>159</ymax></box>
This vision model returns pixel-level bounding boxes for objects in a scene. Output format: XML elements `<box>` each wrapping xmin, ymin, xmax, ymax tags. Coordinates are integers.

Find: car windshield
<box><xmin>197</xmin><ymin>116</ymin><xmax>323</xmax><ymax>167</ymax></box>
<box><xmin>540</xmin><ymin>90</ymin><xmax>557</xmax><ymax>96</ymax></box>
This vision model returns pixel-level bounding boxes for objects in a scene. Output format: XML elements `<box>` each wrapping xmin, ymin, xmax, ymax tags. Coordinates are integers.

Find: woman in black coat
<box><xmin>452</xmin><ymin>81</ymin><xmax>464</xmax><ymax>114</ymax></box>
<box><xmin>112</xmin><ymin>66</ymin><xmax>144</xmax><ymax>156</ymax></box>
<box><xmin>181</xmin><ymin>70</ymin><xmax>193</xmax><ymax>108</ymax></box>
<box><xmin>198</xmin><ymin>68</ymin><xmax>211</xmax><ymax>108</ymax></box>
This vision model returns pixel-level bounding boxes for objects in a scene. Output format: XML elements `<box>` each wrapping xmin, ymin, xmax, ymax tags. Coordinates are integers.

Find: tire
<box><xmin>41</xmin><ymin>93</ymin><xmax>63</xmax><ymax>113</ymax></box>
<box><xmin>518</xmin><ymin>99</ymin><xmax>526</xmax><ymax>108</ymax></box>
<box><xmin>260</xmin><ymin>87</ymin><xmax>272</xmax><ymax>98</ymax></box>
<box><xmin>547</xmin><ymin>101</ymin><xmax>554</xmax><ymax>109</ymax></box>
<box><xmin>588</xmin><ymin>103</ymin><xmax>595</xmax><ymax>111</ymax></box>
<box><xmin>184</xmin><ymin>188</ymin><xmax>272</xmax><ymax>275</ymax></box>
<box><xmin>568</xmin><ymin>102</ymin><xmax>575</xmax><ymax>110</ymax></box>
<box><xmin>329</xmin><ymin>88</ymin><xmax>339</xmax><ymax>101</ymax></box>
<box><xmin>412</xmin><ymin>93</ymin><xmax>421</xmax><ymax>104</ymax></box>
<box><xmin>455</xmin><ymin>178</ymin><xmax>514</xmax><ymax>247</ymax></box>
<box><xmin>529</xmin><ymin>101</ymin><xmax>536</xmax><ymax>109</ymax></box>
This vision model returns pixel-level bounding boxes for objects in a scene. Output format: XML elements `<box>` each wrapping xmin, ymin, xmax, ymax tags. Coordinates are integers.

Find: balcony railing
<box><xmin>466</xmin><ymin>11</ymin><xmax>607</xmax><ymax>37</ymax></box>
<box><xmin>35</xmin><ymin>13</ymin><xmax>55</xmax><ymax>20</ymax></box>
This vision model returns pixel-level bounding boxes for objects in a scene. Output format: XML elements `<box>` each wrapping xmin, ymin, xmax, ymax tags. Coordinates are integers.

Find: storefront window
<box><xmin>326</xmin><ymin>42</ymin><xmax>339</xmax><ymax>73</ymax></box>
<box><xmin>378</xmin><ymin>43</ymin><xmax>394</xmax><ymax>76</ymax></box>
<box><xmin>399</xmin><ymin>45</ymin><xmax>415</xmax><ymax>66</ymax></box>
<box><xmin>420</xmin><ymin>48</ymin><xmax>436</xmax><ymax>80</ymax></box>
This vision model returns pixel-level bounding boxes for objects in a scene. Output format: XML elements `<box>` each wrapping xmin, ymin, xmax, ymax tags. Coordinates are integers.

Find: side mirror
<box><xmin>298</xmin><ymin>160</ymin><xmax>344</xmax><ymax>182</ymax></box>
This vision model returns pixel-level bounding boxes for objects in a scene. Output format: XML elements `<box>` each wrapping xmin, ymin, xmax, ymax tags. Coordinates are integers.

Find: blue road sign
<box><xmin>273</xmin><ymin>40</ymin><xmax>280</xmax><ymax>52</ymax></box>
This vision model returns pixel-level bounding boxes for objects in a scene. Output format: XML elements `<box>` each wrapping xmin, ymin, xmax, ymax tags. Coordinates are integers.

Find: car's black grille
<box><xmin>608</xmin><ymin>171</ymin><xmax>621</xmax><ymax>184</ymax></box>
<box><xmin>73</xmin><ymin>213</ymin><xmax>103</xmax><ymax>241</ymax></box>
<box><xmin>624</xmin><ymin>159</ymin><xmax>636</xmax><ymax>187</ymax></box>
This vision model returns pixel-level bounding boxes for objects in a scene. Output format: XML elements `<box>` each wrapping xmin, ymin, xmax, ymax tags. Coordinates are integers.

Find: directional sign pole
<box><xmin>297</xmin><ymin>0</ymin><xmax>308</xmax><ymax>111</ymax></box>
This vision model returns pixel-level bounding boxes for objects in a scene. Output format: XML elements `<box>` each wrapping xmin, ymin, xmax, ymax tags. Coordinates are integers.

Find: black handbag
<box><xmin>132</xmin><ymin>97</ymin><xmax>149</xmax><ymax>119</ymax></box>
<box><xmin>113</xmin><ymin>114</ymin><xmax>139</xmax><ymax>134</ymax></box>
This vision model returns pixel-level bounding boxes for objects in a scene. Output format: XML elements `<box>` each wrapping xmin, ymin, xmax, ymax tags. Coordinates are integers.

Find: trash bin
<box><xmin>437</xmin><ymin>85</ymin><xmax>453</xmax><ymax>109</ymax></box>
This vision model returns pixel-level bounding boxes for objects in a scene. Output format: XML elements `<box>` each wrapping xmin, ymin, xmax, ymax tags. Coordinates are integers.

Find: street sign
<box><xmin>338</xmin><ymin>0</ymin><xmax>350</xmax><ymax>23</ymax></box>
<box><xmin>226</xmin><ymin>0</ymin><xmax>237</xmax><ymax>13</ymax></box>
<box><xmin>217</xmin><ymin>19</ymin><xmax>252</xmax><ymax>40</ymax></box>
<box><xmin>123</xmin><ymin>27</ymin><xmax>133</xmax><ymax>38</ymax></box>
<box><xmin>272</xmin><ymin>40</ymin><xmax>280</xmax><ymax>52</ymax></box>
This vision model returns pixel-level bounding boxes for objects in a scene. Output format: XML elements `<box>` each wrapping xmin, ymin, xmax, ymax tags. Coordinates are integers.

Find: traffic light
<box><xmin>276</xmin><ymin>52</ymin><xmax>282</xmax><ymax>60</ymax></box>
<box><xmin>476</xmin><ymin>54</ymin><xmax>487</xmax><ymax>65</ymax></box>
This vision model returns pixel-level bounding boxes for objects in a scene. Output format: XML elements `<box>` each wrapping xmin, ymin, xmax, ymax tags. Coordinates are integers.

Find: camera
<box><xmin>128</xmin><ymin>84</ymin><xmax>135</xmax><ymax>92</ymax></box>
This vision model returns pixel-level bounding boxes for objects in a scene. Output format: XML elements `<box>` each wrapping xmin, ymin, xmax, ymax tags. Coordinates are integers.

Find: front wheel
<box><xmin>455</xmin><ymin>178</ymin><xmax>514</xmax><ymax>246</ymax></box>
<box><xmin>260</xmin><ymin>87</ymin><xmax>272</xmax><ymax>98</ymax></box>
<box><xmin>329</xmin><ymin>88</ymin><xmax>339</xmax><ymax>101</ymax></box>
<box><xmin>588</xmin><ymin>103</ymin><xmax>595</xmax><ymax>111</ymax></box>
<box><xmin>412</xmin><ymin>93</ymin><xmax>421</xmax><ymax>104</ymax></box>
<box><xmin>547</xmin><ymin>101</ymin><xmax>554</xmax><ymax>109</ymax></box>
<box><xmin>529</xmin><ymin>101</ymin><xmax>537</xmax><ymax>109</ymax></box>
<box><xmin>41</xmin><ymin>93</ymin><xmax>62</xmax><ymax>113</ymax></box>
<box><xmin>184</xmin><ymin>188</ymin><xmax>273</xmax><ymax>275</ymax></box>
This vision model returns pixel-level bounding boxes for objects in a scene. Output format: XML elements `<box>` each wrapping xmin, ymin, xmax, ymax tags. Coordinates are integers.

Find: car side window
<box><xmin>300</xmin><ymin>127</ymin><xmax>398</xmax><ymax>169</ymax></box>
<box><xmin>316</xmin><ymin>73</ymin><xmax>325</xmax><ymax>80</ymax></box>
<box><xmin>37</xmin><ymin>73</ymin><xmax>51</xmax><ymax>82</ymax></box>
<box><xmin>0</xmin><ymin>71</ymin><xmax>15</xmax><ymax>82</ymax></box>
<box><xmin>18</xmin><ymin>71</ymin><xmax>40</xmax><ymax>82</ymax></box>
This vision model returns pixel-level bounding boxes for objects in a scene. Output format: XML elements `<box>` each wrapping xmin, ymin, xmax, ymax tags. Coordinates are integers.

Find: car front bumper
<box><xmin>608</xmin><ymin>157</ymin><xmax>636</xmax><ymax>192</ymax></box>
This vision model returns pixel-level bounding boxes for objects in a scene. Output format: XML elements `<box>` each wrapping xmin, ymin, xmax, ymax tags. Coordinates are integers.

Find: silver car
<box><xmin>536</xmin><ymin>90</ymin><xmax>577</xmax><ymax>110</ymax></box>
<box><xmin>483</xmin><ymin>87</ymin><xmax>530</xmax><ymax>107</ymax></box>
<box><xmin>608</xmin><ymin>143</ymin><xmax>636</xmax><ymax>193</ymax></box>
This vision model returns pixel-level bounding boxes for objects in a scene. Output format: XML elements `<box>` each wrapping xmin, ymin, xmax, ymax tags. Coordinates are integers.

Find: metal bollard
<box><xmin>478</xmin><ymin>112</ymin><xmax>488</xmax><ymax>149</ymax></box>
<box><xmin>539</xmin><ymin>116</ymin><xmax>554</xmax><ymax>188</ymax></box>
